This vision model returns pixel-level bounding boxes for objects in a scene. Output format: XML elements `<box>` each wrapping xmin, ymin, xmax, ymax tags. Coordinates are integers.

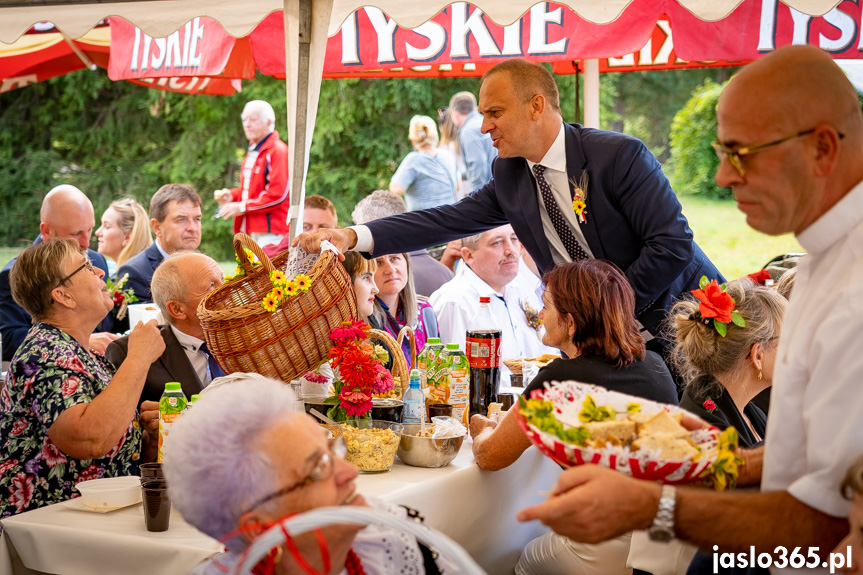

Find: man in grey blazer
<box><xmin>106</xmin><ymin>252</ymin><xmax>224</xmax><ymax>406</ymax></box>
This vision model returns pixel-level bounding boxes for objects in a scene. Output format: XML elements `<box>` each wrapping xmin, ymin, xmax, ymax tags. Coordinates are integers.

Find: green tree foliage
<box><xmin>0</xmin><ymin>63</ymin><xmax>744</xmax><ymax>259</ymax></box>
<box><xmin>307</xmin><ymin>76</ymin><xmax>479</xmax><ymax>223</ymax></box>
<box><xmin>667</xmin><ymin>78</ymin><xmax>730</xmax><ymax>199</ymax></box>
<box><xmin>602</xmin><ymin>68</ymin><xmax>737</xmax><ymax>163</ymax></box>
<box><xmin>0</xmin><ymin>70</ymin><xmax>480</xmax><ymax>258</ymax></box>
<box><xmin>0</xmin><ymin>70</ymin><xmax>247</xmax><ymax>259</ymax></box>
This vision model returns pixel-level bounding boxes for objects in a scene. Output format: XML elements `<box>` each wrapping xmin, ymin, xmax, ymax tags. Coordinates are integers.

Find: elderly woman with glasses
<box><xmin>0</xmin><ymin>239</ymin><xmax>165</xmax><ymax>519</ymax></box>
<box><xmin>164</xmin><ymin>377</ymin><xmax>466</xmax><ymax>575</ymax></box>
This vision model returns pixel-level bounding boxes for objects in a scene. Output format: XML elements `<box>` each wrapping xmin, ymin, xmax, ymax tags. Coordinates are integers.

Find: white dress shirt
<box><xmin>154</xmin><ymin>239</ymin><xmax>171</xmax><ymax>260</ymax></box>
<box><xmin>525</xmin><ymin>122</ymin><xmax>594</xmax><ymax>264</ymax></box>
<box><xmin>761</xmin><ymin>178</ymin><xmax>863</xmax><ymax>574</ymax></box>
<box><xmin>169</xmin><ymin>324</ymin><xmax>212</xmax><ymax>387</ymax></box>
<box><xmin>429</xmin><ymin>261</ymin><xmax>557</xmax><ymax>382</ymax></box>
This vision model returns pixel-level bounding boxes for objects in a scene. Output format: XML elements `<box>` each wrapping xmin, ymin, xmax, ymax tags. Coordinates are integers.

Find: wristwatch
<box><xmin>647</xmin><ymin>484</ymin><xmax>676</xmax><ymax>543</ymax></box>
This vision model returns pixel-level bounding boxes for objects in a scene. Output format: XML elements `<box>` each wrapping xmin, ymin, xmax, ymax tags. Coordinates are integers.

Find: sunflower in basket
<box><xmin>323</xmin><ymin>319</ymin><xmax>395</xmax><ymax>421</ymax></box>
<box><xmin>258</xmin><ymin>271</ymin><xmax>311</xmax><ymax>312</ymax></box>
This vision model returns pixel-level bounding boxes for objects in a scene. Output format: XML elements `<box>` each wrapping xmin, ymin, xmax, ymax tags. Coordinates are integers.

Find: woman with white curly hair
<box><xmin>163</xmin><ymin>377</ymin><xmax>466</xmax><ymax>575</ymax></box>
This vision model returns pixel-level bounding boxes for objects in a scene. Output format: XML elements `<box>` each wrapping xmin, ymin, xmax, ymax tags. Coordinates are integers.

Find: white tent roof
<box><xmin>0</xmin><ymin>0</ymin><xmax>843</xmax><ymax>44</ymax></box>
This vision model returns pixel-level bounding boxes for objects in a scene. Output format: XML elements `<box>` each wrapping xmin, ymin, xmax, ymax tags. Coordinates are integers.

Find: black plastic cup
<box><xmin>428</xmin><ymin>403</ymin><xmax>454</xmax><ymax>419</ymax></box>
<box><xmin>499</xmin><ymin>394</ymin><xmax>517</xmax><ymax>412</ymax></box>
<box><xmin>139</xmin><ymin>463</ymin><xmax>164</xmax><ymax>482</ymax></box>
<box><xmin>141</xmin><ymin>479</ymin><xmax>171</xmax><ymax>532</ymax></box>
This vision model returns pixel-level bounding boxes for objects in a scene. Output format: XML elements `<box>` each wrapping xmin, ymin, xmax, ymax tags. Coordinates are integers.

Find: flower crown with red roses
<box><xmin>689</xmin><ymin>276</ymin><xmax>746</xmax><ymax>338</ymax></box>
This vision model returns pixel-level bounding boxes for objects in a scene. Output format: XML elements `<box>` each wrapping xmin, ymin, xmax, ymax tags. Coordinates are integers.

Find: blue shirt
<box><xmin>458</xmin><ymin>111</ymin><xmax>497</xmax><ymax>193</ymax></box>
<box><xmin>391</xmin><ymin>149</ymin><xmax>457</xmax><ymax>211</ymax></box>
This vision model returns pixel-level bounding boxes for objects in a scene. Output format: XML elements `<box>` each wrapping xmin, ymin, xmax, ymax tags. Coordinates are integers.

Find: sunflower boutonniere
<box><xmin>568</xmin><ymin>171</ymin><xmax>589</xmax><ymax>224</ymax></box>
<box><xmin>520</xmin><ymin>298</ymin><xmax>543</xmax><ymax>340</ymax></box>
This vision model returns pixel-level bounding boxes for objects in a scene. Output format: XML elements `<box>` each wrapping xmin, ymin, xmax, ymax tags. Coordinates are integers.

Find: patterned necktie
<box><xmin>199</xmin><ymin>341</ymin><xmax>226</xmax><ymax>379</ymax></box>
<box><xmin>532</xmin><ymin>164</ymin><xmax>589</xmax><ymax>261</ymax></box>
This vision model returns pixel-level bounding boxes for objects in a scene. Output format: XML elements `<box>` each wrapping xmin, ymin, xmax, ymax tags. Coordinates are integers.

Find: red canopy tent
<box><xmin>0</xmin><ymin>22</ymin><xmax>241</xmax><ymax>94</ymax></box>
<box><xmin>107</xmin><ymin>0</ymin><xmax>862</xmax><ymax>85</ymax></box>
<box><xmin>0</xmin><ymin>24</ymin><xmax>109</xmax><ymax>94</ymax></box>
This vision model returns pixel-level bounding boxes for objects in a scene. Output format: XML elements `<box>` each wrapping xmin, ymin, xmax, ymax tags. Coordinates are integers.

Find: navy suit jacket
<box><xmin>105</xmin><ymin>324</ymin><xmax>204</xmax><ymax>406</ymax></box>
<box><xmin>366</xmin><ymin>123</ymin><xmax>724</xmax><ymax>342</ymax></box>
<box><xmin>0</xmin><ymin>237</ymin><xmax>112</xmax><ymax>361</ymax></box>
<box><xmin>116</xmin><ymin>242</ymin><xmax>164</xmax><ymax>304</ymax></box>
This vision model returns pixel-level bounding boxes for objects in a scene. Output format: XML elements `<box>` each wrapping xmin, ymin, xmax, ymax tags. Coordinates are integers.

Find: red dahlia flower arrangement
<box><xmin>690</xmin><ymin>276</ymin><xmax>746</xmax><ymax>337</ymax></box>
<box><xmin>323</xmin><ymin>319</ymin><xmax>393</xmax><ymax>421</ymax></box>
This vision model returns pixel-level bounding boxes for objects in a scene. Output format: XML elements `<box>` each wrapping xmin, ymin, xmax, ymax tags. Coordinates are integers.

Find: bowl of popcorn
<box><xmin>340</xmin><ymin>420</ymin><xmax>403</xmax><ymax>473</ymax></box>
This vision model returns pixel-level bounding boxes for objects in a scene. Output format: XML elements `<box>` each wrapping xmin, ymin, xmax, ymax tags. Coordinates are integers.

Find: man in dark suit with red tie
<box><xmin>106</xmin><ymin>252</ymin><xmax>224</xmax><ymax>406</ymax></box>
<box><xmin>296</xmin><ymin>58</ymin><xmax>722</xmax><ymax>349</ymax></box>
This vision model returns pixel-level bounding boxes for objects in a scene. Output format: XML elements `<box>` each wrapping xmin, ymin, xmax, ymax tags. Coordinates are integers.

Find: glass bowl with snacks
<box><xmin>340</xmin><ymin>420</ymin><xmax>404</xmax><ymax>473</ymax></box>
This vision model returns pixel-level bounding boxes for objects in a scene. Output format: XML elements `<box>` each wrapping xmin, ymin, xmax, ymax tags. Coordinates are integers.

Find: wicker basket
<box><xmin>369</xmin><ymin>328</ymin><xmax>408</xmax><ymax>397</ymax></box>
<box><xmin>198</xmin><ymin>234</ymin><xmax>357</xmax><ymax>383</ymax></box>
<box><xmin>397</xmin><ymin>325</ymin><xmax>417</xmax><ymax>368</ymax></box>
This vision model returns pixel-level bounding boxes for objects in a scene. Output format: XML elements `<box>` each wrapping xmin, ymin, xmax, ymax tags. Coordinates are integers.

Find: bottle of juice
<box><xmin>402</xmin><ymin>369</ymin><xmax>426</xmax><ymax>424</ymax></box>
<box><xmin>158</xmin><ymin>382</ymin><xmax>187</xmax><ymax>462</ymax></box>
<box><xmin>417</xmin><ymin>337</ymin><xmax>444</xmax><ymax>389</ymax></box>
<box><xmin>183</xmin><ymin>394</ymin><xmax>202</xmax><ymax>414</ymax></box>
<box><xmin>438</xmin><ymin>343</ymin><xmax>470</xmax><ymax>426</ymax></box>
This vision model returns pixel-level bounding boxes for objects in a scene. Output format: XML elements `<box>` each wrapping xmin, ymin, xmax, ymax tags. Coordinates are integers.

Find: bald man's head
<box><xmin>715</xmin><ymin>45</ymin><xmax>863</xmax><ymax>236</ymax></box>
<box><xmin>720</xmin><ymin>45</ymin><xmax>861</xmax><ymax>144</ymax></box>
<box><xmin>39</xmin><ymin>185</ymin><xmax>96</xmax><ymax>252</ymax></box>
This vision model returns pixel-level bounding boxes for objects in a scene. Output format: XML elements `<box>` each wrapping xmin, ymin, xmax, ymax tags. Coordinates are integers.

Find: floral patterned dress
<box><xmin>0</xmin><ymin>323</ymin><xmax>143</xmax><ymax>519</ymax></box>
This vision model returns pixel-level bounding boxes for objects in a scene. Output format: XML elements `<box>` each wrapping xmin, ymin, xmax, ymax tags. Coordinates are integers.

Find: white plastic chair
<box><xmin>233</xmin><ymin>506</ymin><xmax>487</xmax><ymax>574</ymax></box>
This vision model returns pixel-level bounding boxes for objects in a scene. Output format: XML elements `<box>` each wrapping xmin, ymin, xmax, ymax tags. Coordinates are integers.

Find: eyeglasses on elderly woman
<box><xmin>55</xmin><ymin>257</ymin><xmax>97</xmax><ymax>288</ymax></box>
<box><xmin>243</xmin><ymin>436</ymin><xmax>347</xmax><ymax>514</ymax></box>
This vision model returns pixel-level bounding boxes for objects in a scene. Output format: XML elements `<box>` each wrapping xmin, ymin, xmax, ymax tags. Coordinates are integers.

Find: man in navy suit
<box><xmin>296</xmin><ymin>59</ymin><xmax>722</xmax><ymax>349</ymax></box>
<box><xmin>117</xmin><ymin>183</ymin><xmax>202</xmax><ymax>304</ymax></box>
<box><xmin>0</xmin><ymin>185</ymin><xmax>118</xmax><ymax>361</ymax></box>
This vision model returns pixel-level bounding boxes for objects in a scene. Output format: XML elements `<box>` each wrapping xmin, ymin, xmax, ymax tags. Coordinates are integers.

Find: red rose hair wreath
<box><xmin>689</xmin><ymin>276</ymin><xmax>746</xmax><ymax>338</ymax></box>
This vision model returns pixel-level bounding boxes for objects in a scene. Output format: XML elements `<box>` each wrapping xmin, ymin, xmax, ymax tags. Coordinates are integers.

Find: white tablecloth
<box><xmin>0</xmin><ymin>440</ymin><xmax>561</xmax><ymax>575</ymax></box>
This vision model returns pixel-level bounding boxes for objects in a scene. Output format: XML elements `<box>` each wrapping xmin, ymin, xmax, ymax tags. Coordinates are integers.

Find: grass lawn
<box><xmin>0</xmin><ymin>198</ymin><xmax>802</xmax><ymax>282</ymax></box>
<box><xmin>677</xmin><ymin>195</ymin><xmax>803</xmax><ymax>280</ymax></box>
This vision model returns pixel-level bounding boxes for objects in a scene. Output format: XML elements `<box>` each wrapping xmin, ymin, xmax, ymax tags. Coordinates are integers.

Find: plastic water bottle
<box><xmin>158</xmin><ymin>382</ymin><xmax>187</xmax><ymax>462</ymax></box>
<box><xmin>403</xmin><ymin>369</ymin><xmax>425</xmax><ymax>424</ymax></box>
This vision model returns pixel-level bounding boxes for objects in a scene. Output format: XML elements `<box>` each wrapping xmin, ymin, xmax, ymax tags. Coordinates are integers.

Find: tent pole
<box><xmin>583</xmin><ymin>59</ymin><xmax>600</xmax><ymax>128</ymax></box>
<box><xmin>286</xmin><ymin>0</ymin><xmax>312</xmax><ymax>242</ymax></box>
<box><xmin>573</xmin><ymin>60</ymin><xmax>580</xmax><ymax>124</ymax></box>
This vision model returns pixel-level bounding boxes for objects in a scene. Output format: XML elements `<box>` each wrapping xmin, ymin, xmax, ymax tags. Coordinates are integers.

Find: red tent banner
<box><xmin>108</xmin><ymin>17</ymin><xmax>255</xmax><ymax>81</ymax></box>
<box><xmin>1</xmin><ymin>25</ymin><xmax>109</xmax><ymax>93</ymax></box>
<box><xmin>107</xmin><ymin>0</ymin><xmax>863</xmax><ymax>84</ymax></box>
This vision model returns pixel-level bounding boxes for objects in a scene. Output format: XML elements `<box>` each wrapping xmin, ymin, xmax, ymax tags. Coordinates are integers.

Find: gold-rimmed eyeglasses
<box><xmin>55</xmin><ymin>258</ymin><xmax>96</xmax><ymax>288</ymax></box>
<box><xmin>711</xmin><ymin>128</ymin><xmax>844</xmax><ymax>177</ymax></box>
<box><xmin>243</xmin><ymin>436</ymin><xmax>347</xmax><ymax>514</ymax></box>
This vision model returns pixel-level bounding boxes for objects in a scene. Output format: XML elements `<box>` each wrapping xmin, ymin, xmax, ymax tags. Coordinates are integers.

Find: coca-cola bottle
<box><xmin>466</xmin><ymin>296</ymin><xmax>502</xmax><ymax>419</ymax></box>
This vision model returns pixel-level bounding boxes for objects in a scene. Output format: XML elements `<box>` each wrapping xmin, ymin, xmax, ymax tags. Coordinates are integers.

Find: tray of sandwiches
<box><xmin>503</xmin><ymin>353</ymin><xmax>560</xmax><ymax>375</ymax></box>
<box><xmin>516</xmin><ymin>381</ymin><xmax>738</xmax><ymax>486</ymax></box>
